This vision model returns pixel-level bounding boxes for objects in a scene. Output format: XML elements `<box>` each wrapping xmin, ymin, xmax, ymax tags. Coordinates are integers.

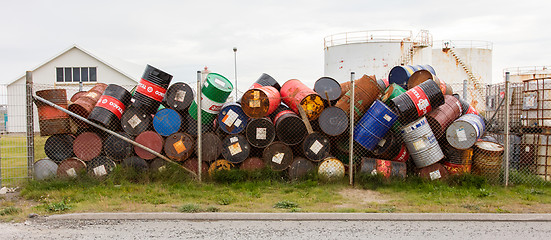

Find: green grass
<box><xmin>0</xmin><ymin>135</ymin><xmax>47</xmax><ymax>186</ymax></box>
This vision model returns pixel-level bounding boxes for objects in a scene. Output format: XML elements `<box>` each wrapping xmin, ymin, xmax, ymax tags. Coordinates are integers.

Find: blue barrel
<box><xmin>389</xmin><ymin>65</ymin><xmax>437</xmax><ymax>90</ymax></box>
<box><xmin>354</xmin><ymin>100</ymin><xmax>398</xmax><ymax>151</ymax></box>
<box><xmin>152</xmin><ymin>108</ymin><xmax>182</xmax><ymax>137</ymax></box>
<box><xmin>217</xmin><ymin>102</ymin><xmax>248</xmax><ymax>135</ymax></box>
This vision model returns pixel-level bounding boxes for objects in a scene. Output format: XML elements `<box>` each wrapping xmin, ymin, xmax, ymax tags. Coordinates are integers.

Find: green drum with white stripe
<box><xmin>189</xmin><ymin>73</ymin><xmax>233</xmax><ymax>124</ymax></box>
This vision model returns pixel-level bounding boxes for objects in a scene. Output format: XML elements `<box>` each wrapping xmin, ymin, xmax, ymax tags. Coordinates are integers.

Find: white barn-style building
<box><xmin>6</xmin><ymin>44</ymin><xmax>144</xmax><ymax>133</ymax></box>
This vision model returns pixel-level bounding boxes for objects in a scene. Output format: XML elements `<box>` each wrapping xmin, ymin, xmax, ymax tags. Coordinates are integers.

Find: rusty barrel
<box><xmin>57</xmin><ymin>157</ymin><xmax>86</xmax><ymax>178</ymax></box>
<box><xmin>246</xmin><ymin>117</ymin><xmax>275</xmax><ymax>148</ymax></box>
<box><xmin>240</xmin><ymin>157</ymin><xmax>266</xmax><ymax>171</ymax></box>
<box><xmin>302</xmin><ymin>132</ymin><xmax>331</xmax><ymax>162</ymax></box>
<box><xmin>353</xmin><ymin>100</ymin><xmax>398</xmax><ymax>151</ymax></box>
<box><xmin>163</xmin><ymin>82</ymin><xmax>194</xmax><ymax>112</ymax></box>
<box><xmin>318</xmin><ymin>106</ymin><xmax>349</xmax><ymax>136</ymax></box>
<box><xmin>241</xmin><ymin>86</ymin><xmax>281</xmax><ymax>118</ymax></box>
<box><xmin>417</xmin><ymin>163</ymin><xmax>449</xmax><ymax>181</ymax></box>
<box><xmin>44</xmin><ymin>134</ymin><xmax>75</xmax><ymax>163</ymax></box>
<box><xmin>36</xmin><ymin>89</ymin><xmax>71</xmax><ymax>136</ymax></box>
<box><xmin>182</xmin><ymin>158</ymin><xmax>210</xmax><ymax>176</ymax></box>
<box><xmin>335</xmin><ymin>75</ymin><xmax>381</xmax><ymax>122</ymax></box>
<box><xmin>218</xmin><ymin>102</ymin><xmax>248</xmax><ymax>135</ymax></box>
<box><xmin>164</xmin><ymin>132</ymin><xmax>195</xmax><ymax>161</ymax></box>
<box><xmin>134</xmin><ymin>131</ymin><xmax>164</xmax><ymax>160</ymax></box>
<box><xmin>280</xmin><ymin>79</ymin><xmax>325</xmax><ymax>121</ymax></box>
<box><xmin>472</xmin><ymin>141</ymin><xmax>504</xmax><ymax>181</ymax></box>
<box><xmin>103</xmin><ymin>132</ymin><xmax>134</xmax><ymax>161</ymax></box>
<box><xmin>251</xmin><ymin>73</ymin><xmax>281</xmax><ymax>91</ymax></box>
<box><xmin>68</xmin><ymin>83</ymin><xmax>107</xmax><ymax>127</ymax></box>
<box><xmin>318</xmin><ymin>157</ymin><xmax>345</xmax><ymax>182</ymax></box>
<box><xmin>272</xmin><ymin>104</ymin><xmax>307</xmax><ymax>145</ymax></box>
<box><xmin>446</xmin><ymin>114</ymin><xmax>485</xmax><ymax>150</ymax></box>
<box><xmin>408</xmin><ymin>69</ymin><xmax>452</xmax><ymax>94</ymax></box>
<box><xmin>73</xmin><ymin>132</ymin><xmax>103</xmax><ymax>162</ymax></box>
<box><xmin>132</xmin><ymin>64</ymin><xmax>173</xmax><ymax>115</ymax></box>
<box><xmin>87</xmin><ymin>156</ymin><xmax>116</xmax><ymax>178</ymax></box>
<box><xmin>70</xmin><ymin>91</ymin><xmax>86</xmax><ymax>103</ymax></box>
<box><xmin>372</xmin><ymin>131</ymin><xmax>407</xmax><ymax>161</ymax></box>
<box><xmin>288</xmin><ymin>157</ymin><xmax>315</xmax><ymax>180</ymax></box>
<box><xmin>121</xmin><ymin>106</ymin><xmax>152</xmax><ymax>136</ymax></box>
<box><xmin>389</xmin><ymin>64</ymin><xmax>436</xmax><ymax>90</ymax></box>
<box><xmin>359</xmin><ymin>158</ymin><xmax>407</xmax><ymax>179</ymax></box>
<box><xmin>197</xmin><ymin>132</ymin><xmax>222</xmax><ymax>163</ymax></box>
<box><xmin>314</xmin><ymin>77</ymin><xmax>342</xmax><ymax>105</ymax></box>
<box><xmin>153</xmin><ymin>108</ymin><xmax>182</xmax><ymax>137</ymax></box>
<box><xmin>221</xmin><ymin>135</ymin><xmax>250</xmax><ymax>164</ymax></box>
<box><xmin>263</xmin><ymin>141</ymin><xmax>294</xmax><ymax>171</ymax></box>
<box><xmin>34</xmin><ymin>158</ymin><xmax>58</xmax><ymax>180</ymax></box>
<box><xmin>426</xmin><ymin>95</ymin><xmax>462</xmax><ymax>139</ymax></box>
<box><xmin>401</xmin><ymin>117</ymin><xmax>444</xmax><ymax>168</ymax></box>
<box><xmin>389</xmin><ymin>79</ymin><xmax>444</xmax><ymax>123</ymax></box>
<box><xmin>123</xmin><ymin>156</ymin><xmax>150</xmax><ymax>172</ymax></box>
<box><xmin>208</xmin><ymin>159</ymin><xmax>235</xmax><ymax>177</ymax></box>
<box><xmin>453</xmin><ymin>94</ymin><xmax>479</xmax><ymax>115</ymax></box>
<box><xmin>88</xmin><ymin>84</ymin><xmax>132</xmax><ymax>131</ymax></box>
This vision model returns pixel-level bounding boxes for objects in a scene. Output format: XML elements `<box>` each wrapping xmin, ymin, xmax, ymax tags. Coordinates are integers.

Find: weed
<box><xmin>217</xmin><ymin>196</ymin><xmax>234</xmax><ymax>205</ymax></box>
<box><xmin>495</xmin><ymin>207</ymin><xmax>511</xmax><ymax>213</ymax></box>
<box><xmin>461</xmin><ymin>204</ymin><xmax>480</xmax><ymax>211</ymax></box>
<box><xmin>447</xmin><ymin>174</ymin><xmax>487</xmax><ymax>189</ymax></box>
<box><xmin>44</xmin><ymin>200</ymin><xmax>71</xmax><ymax>213</ymax></box>
<box><xmin>179</xmin><ymin>203</ymin><xmax>202</xmax><ymax>213</ymax></box>
<box><xmin>0</xmin><ymin>207</ymin><xmax>21</xmax><ymax>216</ymax></box>
<box><xmin>477</xmin><ymin>188</ymin><xmax>494</xmax><ymax>198</ymax></box>
<box><xmin>289</xmin><ymin>208</ymin><xmax>302</xmax><ymax>212</ymax></box>
<box><xmin>379</xmin><ymin>206</ymin><xmax>396</xmax><ymax>213</ymax></box>
<box><xmin>205</xmin><ymin>206</ymin><xmax>220</xmax><ymax>212</ymax></box>
<box><xmin>273</xmin><ymin>200</ymin><xmax>299</xmax><ymax>209</ymax></box>
<box><xmin>211</xmin><ymin>168</ymin><xmax>287</xmax><ymax>184</ymax></box>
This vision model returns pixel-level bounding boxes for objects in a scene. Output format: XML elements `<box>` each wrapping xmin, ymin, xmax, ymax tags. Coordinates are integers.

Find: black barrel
<box><xmin>314</xmin><ymin>77</ymin><xmax>342</xmax><ymax>105</ymax></box>
<box><xmin>389</xmin><ymin>79</ymin><xmax>444</xmax><ymax>123</ymax></box>
<box><xmin>163</xmin><ymin>82</ymin><xmax>194</xmax><ymax>112</ymax></box>
<box><xmin>149</xmin><ymin>158</ymin><xmax>167</xmax><ymax>172</ymax></box>
<box><xmin>103</xmin><ymin>132</ymin><xmax>134</xmax><ymax>161</ymax></box>
<box><xmin>44</xmin><ymin>134</ymin><xmax>75</xmax><ymax>163</ymax></box>
<box><xmin>87</xmin><ymin>156</ymin><xmax>116</xmax><ymax>178</ymax></box>
<box><xmin>221</xmin><ymin>135</ymin><xmax>251</xmax><ymax>164</ymax></box>
<box><xmin>245</xmin><ymin>117</ymin><xmax>275</xmax><ymax>148</ymax></box>
<box><xmin>302</xmin><ymin>132</ymin><xmax>331</xmax><ymax>162</ymax></box>
<box><xmin>122</xmin><ymin>156</ymin><xmax>149</xmax><ymax>172</ymax></box>
<box><xmin>251</xmin><ymin>73</ymin><xmax>281</xmax><ymax>91</ymax></box>
<box><xmin>88</xmin><ymin>84</ymin><xmax>132</xmax><ymax>131</ymax></box>
<box><xmin>131</xmin><ymin>65</ymin><xmax>173</xmax><ymax>115</ymax></box>
<box><xmin>288</xmin><ymin>157</ymin><xmax>315</xmax><ymax>180</ymax></box>
<box><xmin>318</xmin><ymin>106</ymin><xmax>349</xmax><ymax>136</ymax></box>
<box><xmin>272</xmin><ymin>104</ymin><xmax>307</xmax><ymax>145</ymax></box>
<box><xmin>121</xmin><ymin>106</ymin><xmax>152</xmax><ymax>136</ymax></box>
<box><xmin>263</xmin><ymin>141</ymin><xmax>294</xmax><ymax>171</ymax></box>
<box><xmin>197</xmin><ymin>132</ymin><xmax>222</xmax><ymax>163</ymax></box>
<box><xmin>164</xmin><ymin>132</ymin><xmax>195</xmax><ymax>161</ymax></box>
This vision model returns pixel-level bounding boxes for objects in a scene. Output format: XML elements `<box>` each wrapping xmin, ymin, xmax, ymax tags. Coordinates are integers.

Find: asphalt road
<box><xmin>1</xmin><ymin>213</ymin><xmax>550</xmax><ymax>239</ymax></box>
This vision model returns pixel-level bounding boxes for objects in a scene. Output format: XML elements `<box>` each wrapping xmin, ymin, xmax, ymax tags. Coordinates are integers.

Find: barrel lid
<box><xmin>263</xmin><ymin>141</ymin><xmax>294</xmax><ymax>171</ymax></box>
<box><xmin>288</xmin><ymin>157</ymin><xmax>315</xmax><ymax>180</ymax></box>
<box><xmin>57</xmin><ymin>157</ymin><xmax>86</xmax><ymax>178</ymax></box>
<box><xmin>318</xmin><ymin>106</ymin><xmax>349</xmax><ymax>136</ymax></box>
<box><xmin>218</xmin><ymin>103</ymin><xmax>248</xmax><ymax>135</ymax></box>
<box><xmin>103</xmin><ymin>132</ymin><xmax>134</xmax><ymax>161</ymax></box>
<box><xmin>318</xmin><ymin>157</ymin><xmax>345</xmax><ymax>182</ymax></box>
<box><xmin>240</xmin><ymin>157</ymin><xmax>266</xmax><ymax>171</ymax></box>
<box><xmin>246</xmin><ymin>117</ymin><xmax>275</xmax><ymax>148</ymax></box>
<box><xmin>153</xmin><ymin>108</ymin><xmax>182</xmax><ymax>137</ymax></box>
<box><xmin>73</xmin><ymin>132</ymin><xmax>103</xmax><ymax>161</ymax></box>
<box><xmin>221</xmin><ymin>135</ymin><xmax>251</xmax><ymax>164</ymax></box>
<box><xmin>208</xmin><ymin>159</ymin><xmax>235</xmax><ymax>176</ymax></box>
<box><xmin>34</xmin><ymin>158</ymin><xmax>58</xmax><ymax>180</ymax></box>
<box><xmin>164</xmin><ymin>132</ymin><xmax>194</xmax><ymax>161</ymax></box>
<box><xmin>121</xmin><ymin>106</ymin><xmax>152</xmax><ymax>136</ymax></box>
<box><xmin>134</xmin><ymin>131</ymin><xmax>164</xmax><ymax>160</ymax></box>
<box><xmin>123</xmin><ymin>156</ymin><xmax>149</xmax><ymax>172</ymax></box>
<box><xmin>164</xmin><ymin>82</ymin><xmax>194</xmax><ymax>111</ymax></box>
<box><xmin>314</xmin><ymin>77</ymin><xmax>342</xmax><ymax>102</ymax></box>
<box><xmin>206</xmin><ymin>73</ymin><xmax>233</xmax><ymax>92</ymax></box>
<box><xmin>302</xmin><ymin>132</ymin><xmax>331</xmax><ymax>162</ymax></box>
<box><xmin>45</xmin><ymin>134</ymin><xmax>75</xmax><ymax>163</ymax></box>
<box><xmin>87</xmin><ymin>156</ymin><xmax>116</xmax><ymax>178</ymax></box>
<box><xmin>475</xmin><ymin>141</ymin><xmax>504</xmax><ymax>152</ymax></box>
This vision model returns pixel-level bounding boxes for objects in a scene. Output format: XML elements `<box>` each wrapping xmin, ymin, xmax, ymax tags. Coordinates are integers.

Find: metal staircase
<box><xmin>400</xmin><ymin>30</ymin><xmax>432</xmax><ymax>66</ymax></box>
<box><xmin>447</xmin><ymin>48</ymin><xmax>485</xmax><ymax>100</ymax></box>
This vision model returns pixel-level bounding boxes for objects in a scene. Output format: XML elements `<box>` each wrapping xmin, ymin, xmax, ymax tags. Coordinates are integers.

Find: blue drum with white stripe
<box><xmin>217</xmin><ymin>102</ymin><xmax>248</xmax><ymax>134</ymax></box>
<box><xmin>446</xmin><ymin>113</ymin><xmax>486</xmax><ymax>150</ymax></box>
<box><xmin>354</xmin><ymin>100</ymin><xmax>398</xmax><ymax>151</ymax></box>
<box><xmin>152</xmin><ymin>108</ymin><xmax>182</xmax><ymax>137</ymax></box>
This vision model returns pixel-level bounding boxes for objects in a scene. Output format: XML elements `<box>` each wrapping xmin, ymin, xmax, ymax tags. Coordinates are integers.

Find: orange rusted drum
<box><xmin>241</xmin><ymin>85</ymin><xmax>281</xmax><ymax>118</ymax></box>
<box><xmin>335</xmin><ymin>75</ymin><xmax>381</xmax><ymax>122</ymax></box>
<box><xmin>164</xmin><ymin>132</ymin><xmax>195</xmax><ymax>161</ymax></box>
<box><xmin>443</xmin><ymin>161</ymin><xmax>472</xmax><ymax>175</ymax></box>
<box><xmin>208</xmin><ymin>159</ymin><xmax>235</xmax><ymax>177</ymax></box>
<box><xmin>73</xmin><ymin>132</ymin><xmax>103</xmax><ymax>162</ymax></box>
<box><xmin>68</xmin><ymin>83</ymin><xmax>108</xmax><ymax>127</ymax></box>
<box><xmin>408</xmin><ymin>70</ymin><xmax>453</xmax><ymax>95</ymax></box>
<box><xmin>240</xmin><ymin>157</ymin><xmax>266</xmax><ymax>171</ymax></box>
<box><xmin>417</xmin><ymin>163</ymin><xmax>449</xmax><ymax>181</ymax></box>
<box><xmin>359</xmin><ymin>158</ymin><xmax>407</xmax><ymax>179</ymax></box>
<box><xmin>280</xmin><ymin>79</ymin><xmax>325</xmax><ymax>121</ymax></box>
<box><xmin>70</xmin><ymin>91</ymin><xmax>87</xmax><ymax>103</ymax></box>
<box><xmin>36</xmin><ymin>89</ymin><xmax>71</xmax><ymax>136</ymax></box>
<box><xmin>57</xmin><ymin>157</ymin><xmax>86</xmax><ymax>178</ymax></box>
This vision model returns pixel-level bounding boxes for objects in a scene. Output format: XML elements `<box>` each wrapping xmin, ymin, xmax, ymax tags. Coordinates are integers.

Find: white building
<box><xmin>6</xmin><ymin>45</ymin><xmax>144</xmax><ymax>133</ymax></box>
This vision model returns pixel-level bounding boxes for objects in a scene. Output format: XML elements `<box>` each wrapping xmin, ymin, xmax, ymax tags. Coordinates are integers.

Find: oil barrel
<box><xmin>318</xmin><ymin>106</ymin><xmax>349</xmax><ymax>136</ymax></box>
<box><xmin>250</xmin><ymin>73</ymin><xmax>281</xmax><ymax>91</ymax></box>
<box><xmin>33</xmin><ymin>158</ymin><xmax>58</xmax><ymax>180</ymax></box>
<box><xmin>103</xmin><ymin>132</ymin><xmax>134</xmax><ymax>161</ymax></box>
<box><xmin>426</xmin><ymin>95</ymin><xmax>462</xmax><ymax>138</ymax></box>
<box><xmin>288</xmin><ymin>157</ymin><xmax>315</xmax><ymax>180</ymax></box>
<box><xmin>182</xmin><ymin>158</ymin><xmax>210</xmax><ymax>176</ymax></box>
<box><xmin>197</xmin><ymin>132</ymin><xmax>222</xmax><ymax>163</ymax></box>
<box><xmin>240</xmin><ymin>157</ymin><xmax>266</xmax><ymax>171</ymax></box>
<box><xmin>280</xmin><ymin>79</ymin><xmax>325</xmax><ymax>121</ymax></box>
<box><xmin>44</xmin><ymin>134</ymin><xmax>75</xmax><ymax>163</ymax></box>
<box><xmin>359</xmin><ymin>158</ymin><xmax>407</xmax><ymax>179</ymax></box>
<box><xmin>263</xmin><ymin>141</ymin><xmax>294</xmax><ymax>171</ymax></box>
<box><xmin>273</xmin><ymin>104</ymin><xmax>307</xmax><ymax>145</ymax></box>
<box><xmin>153</xmin><ymin>108</ymin><xmax>182</xmax><ymax>137</ymax></box>
<box><xmin>389</xmin><ymin>64</ymin><xmax>436</xmax><ymax>90</ymax></box>
<box><xmin>314</xmin><ymin>77</ymin><xmax>342</xmax><ymax>105</ymax></box>
<box><xmin>417</xmin><ymin>162</ymin><xmax>449</xmax><ymax>181</ymax></box>
<box><xmin>164</xmin><ymin>132</ymin><xmax>195</xmax><ymax>161</ymax></box>
<box><xmin>68</xmin><ymin>83</ymin><xmax>107</xmax><ymax>127</ymax></box>
<box><xmin>241</xmin><ymin>86</ymin><xmax>281</xmax><ymax>118</ymax></box>
<box><xmin>443</xmin><ymin>161</ymin><xmax>472</xmax><ymax>175</ymax></box>
<box><xmin>335</xmin><ymin>75</ymin><xmax>381</xmax><ymax>122</ymax></box>
<box><xmin>163</xmin><ymin>82</ymin><xmax>194</xmax><ymax>112</ymax></box>
<box><xmin>134</xmin><ymin>131</ymin><xmax>164</xmax><ymax>160</ymax></box>
<box><xmin>302</xmin><ymin>132</ymin><xmax>331</xmax><ymax>162</ymax></box>
<box><xmin>73</xmin><ymin>132</ymin><xmax>103</xmax><ymax>162</ymax></box>
<box><xmin>409</xmin><ymin>70</ymin><xmax>453</xmax><ymax>95</ymax></box>
<box><xmin>353</xmin><ymin>100</ymin><xmax>398</xmax><ymax>151</ymax></box>
<box><xmin>221</xmin><ymin>135</ymin><xmax>250</xmax><ymax>164</ymax></box>
<box><xmin>389</xmin><ymin>79</ymin><xmax>444</xmax><ymax>123</ymax></box>
<box><xmin>121</xmin><ymin>106</ymin><xmax>152</xmax><ymax>136</ymax></box>
<box><xmin>318</xmin><ymin>157</ymin><xmax>345</xmax><ymax>182</ymax></box>
<box><xmin>245</xmin><ymin>117</ymin><xmax>275</xmax><ymax>148</ymax></box>
<box><xmin>131</xmin><ymin>64</ymin><xmax>173</xmax><ymax>115</ymax></box>
<box><xmin>149</xmin><ymin>158</ymin><xmax>167</xmax><ymax>173</ymax></box>
<box><xmin>189</xmin><ymin>73</ymin><xmax>233</xmax><ymax>124</ymax></box>
<box><xmin>35</xmin><ymin>89</ymin><xmax>71</xmax><ymax>136</ymax></box>
<box><xmin>400</xmin><ymin>117</ymin><xmax>444</xmax><ymax>168</ymax></box>
<box><xmin>88</xmin><ymin>84</ymin><xmax>132</xmax><ymax>131</ymax></box>
<box><xmin>87</xmin><ymin>156</ymin><xmax>116</xmax><ymax>178</ymax></box>
<box><xmin>376</xmin><ymin>78</ymin><xmax>390</xmax><ymax>92</ymax></box>
<box><xmin>70</xmin><ymin>91</ymin><xmax>86</xmax><ymax>103</ymax></box>
<box><xmin>57</xmin><ymin>157</ymin><xmax>86</xmax><ymax>178</ymax></box>
<box><xmin>472</xmin><ymin>141</ymin><xmax>504</xmax><ymax>181</ymax></box>
<box><xmin>122</xmin><ymin>156</ymin><xmax>149</xmax><ymax>172</ymax></box>
<box><xmin>208</xmin><ymin>159</ymin><xmax>235</xmax><ymax>177</ymax></box>
<box><xmin>371</xmin><ymin>131</ymin><xmax>402</xmax><ymax>159</ymax></box>
<box><xmin>218</xmin><ymin>102</ymin><xmax>248</xmax><ymax>135</ymax></box>
<box><xmin>446</xmin><ymin>114</ymin><xmax>485</xmax><ymax>150</ymax></box>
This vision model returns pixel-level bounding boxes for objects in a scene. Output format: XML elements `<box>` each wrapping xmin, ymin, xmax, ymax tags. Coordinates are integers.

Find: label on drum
<box><xmin>230</xmin><ymin>137</ymin><xmax>238</xmax><ymax>143</ymax></box>
<box><xmin>256</xmin><ymin>128</ymin><xmax>267</xmax><ymax>140</ymax></box>
<box><xmin>393</xmin><ymin>144</ymin><xmax>409</xmax><ymax>162</ymax></box>
<box><xmin>136</xmin><ymin>78</ymin><xmax>166</xmax><ymax>102</ymax></box>
<box><xmin>229</xmin><ymin>142</ymin><xmax>242</xmax><ymax>156</ymax></box>
<box><xmin>429</xmin><ymin>170</ymin><xmax>442</xmax><ymax>180</ymax></box>
<box><xmin>234</xmin><ymin>119</ymin><xmax>242</xmax><ymax>127</ymax></box>
<box><xmin>253</xmin><ymin>90</ymin><xmax>260</xmax><ymax>99</ymax></box>
<box><xmin>128</xmin><ymin>114</ymin><xmax>142</xmax><ymax>129</ymax></box>
<box><xmin>272</xmin><ymin>152</ymin><xmax>284</xmax><ymax>164</ymax></box>
<box><xmin>249</xmin><ymin>99</ymin><xmax>261</xmax><ymax>108</ymax></box>
<box><xmin>413</xmin><ymin>139</ymin><xmax>426</xmax><ymax>151</ymax></box>
<box><xmin>378</xmin><ymin>138</ymin><xmax>387</xmax><ymax>147</ymax></box>
<box><xmin>158</xmin><ymin>165</ymin><xmax>167</xmax><ymax>172</ymax></box>
<box><xmin>173</xmin><ymin>140</ymin><xmax>186</xmax><ymax>154</ymax></box>
<box><xmin>174</xmin><ymin>90</ymin><xmax>186</xmax><ymax>102</ymax></box>
<box><xmin>66</xmin><ymin>168</ymin><xmax>77</xmax><ymax>177</ymax></box>
<box><xmin>222</xmin><ymin>109</ymin><xmax>238</xmax><ymax>127</ymax></box>
<box><xmin>383</xmin><ymin>114</ymin><xmax>392</xmax><ymax>122</ymax></box>
<box><xmin>86</xmin><ymin>92</ymin><xmax>98</xmax><ymax>99</ymax></box>
<box><xmin>310</xmin><ymin>140</ymin><xmax>323</xmax><ymax>154</ymax></box>
<box><xmin>457</xmin><ymin>127</ymin><xmax>467</xmax><ymax>142</ymax></box>
<box><xmin>93</xmin><ymin>165</ymin><xmax>107</xmax><ymax>176</ymax></box>
<box><xmin>95</xmin><ymin>95</ymin><xmax>126</xmax><ymax>119</ymax></box>
<box><xmin>200</xmin><ymin>95</ymin><xmax>224</xmax><ymax>114</ymax></box>
<box><xmin>405</xmin><ymin>86</ymin><xmax>431</xmax><ymax>116</ymax></box>
<box><xmin>214</xmin><ymin>78</ymin><xmax>226</xmax><ymax>88</ymax></box>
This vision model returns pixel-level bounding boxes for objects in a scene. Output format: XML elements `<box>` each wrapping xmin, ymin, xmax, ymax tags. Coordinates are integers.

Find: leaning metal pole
<box><xmin>26</xmin><ymin>71</ymin><xmax>35</xmax><ymax>180</ymax></box>
<box><xmin>349</xmin><ymin>72</ymin><xmax>355</xmax><ymax>186</ymax></box>
<box><xmin>505</xmin><ymin>72</ymin><xmax>510</xmax><ymax>186</ymax></box>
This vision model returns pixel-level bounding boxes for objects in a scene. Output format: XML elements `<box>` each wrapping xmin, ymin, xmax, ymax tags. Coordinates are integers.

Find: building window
<box><xmin>56</xmin><ymin>67</ymin><xmax>97</xmax><ymax>83</ymax></box>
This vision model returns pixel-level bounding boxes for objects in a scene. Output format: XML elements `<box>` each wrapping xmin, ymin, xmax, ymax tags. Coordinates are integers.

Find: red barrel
<box><xmin>164</xmin><ymin>132</ymin><xmax>195</xmax><ymax>161</ymax></box>
<box><xmin>241</xmin><ymin>86</ymin><xmax>281</xmax><ymax>118</ymax></box>
<box><xmin>280</xmin><ymin>79</ymin><xmax>325</xmax><ymax>120</ymax></box>
<box><xmin>73</xmin><ymin>132</ymin><xmax>103</xmax><ymax>161</ymax></box>
<box><xmin>359</xmin><ymin>158</ymin><xmax>407</xmax><ymax>179</ymax></box>
<box><xmin>426</xmin><ymin>95</ymin><xmax>462</xmax><ymax>138</ymax></box>
<box><xmin>240</xmin><ymin>157</ymin><xmax>266</xmax><ymax>171</ymax></box>
<box><xmin>417</xmin><ymin>163</ymin><xmax>449</xmax><ymax>181</ymax></box>
<box><xmin>134</xmin><ymin>131</ymin><xmax>164</xmax><ymax>160</ymax></box>
<box><xmin>272</xmin><ymin>104</ymin><xmax>307</xmax><ymax>146</ymax></box>
<box><xmin>389</xmin><ymin>79</ymin><xmax>444</xmax><ymax>123</ymax></box>
<box><xmin>88</xmin><ymin>84</ymin><xmax>132</xmax><ymax>131</ymax></box>
<box><xmin>182</xmin><ymin>158</ymin><xmax>210</xmax><ymax>176</ymax></box>
<box><xmin>335</xmin><ymin>75</ymin><xmax>381</xmax><ymax>122</ymax></box>
<box><xmin>57</xmin><ymin>157</ymin><xmax>86</xmax><ymax>178</ymax></box>
<box><xmin>68</xmin><ymin>83</ymin><xmax>108</xmax><ymax>127</ymax></box>
<box><xmin>36</xmin><ymin>89</ymin><xmax>71</xmax><ymax>136</ymax></box>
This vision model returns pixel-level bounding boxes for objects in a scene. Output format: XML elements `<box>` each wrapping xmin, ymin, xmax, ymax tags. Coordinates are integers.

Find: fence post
<box><xmin>504</xmin><ymin>72</ymin><xmax>510</xmax><ymax>186</ymax></box>
<box><xmin>197</xmin><ymin>70</ymin><xmax>202</xmax><ymax>182</ymax></box>
<box><xmin>348</xmin><ymin>72</ymin><xmax>355</xmax><ymax>186</ymax></box>
<box><xmin>462</xmin><ymin>79</ymin><xmax>468</xmax><ymax>101</ymax></box>
<box><xmin>26</xmin><ymin>71</ymin><xmax>35</xmax><ymax>180</ymax></box>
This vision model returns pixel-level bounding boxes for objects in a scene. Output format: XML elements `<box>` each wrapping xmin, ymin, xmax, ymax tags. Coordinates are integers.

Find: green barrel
<box><xmin>189</xmin><ymin>73</ymin><xmax>233</xmax><ymax>124</ymax></box>
<box><xmin>381</xmin><ymin>83</ymin><xmax>405</xmax><ymax>132</ymax></box>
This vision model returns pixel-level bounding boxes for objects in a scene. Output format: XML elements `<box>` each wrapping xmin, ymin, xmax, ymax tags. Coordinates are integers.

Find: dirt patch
<box><xmin>334</xmin><ymin>188</ymin><xmax>393</xmax><ymax>210</ymax></box>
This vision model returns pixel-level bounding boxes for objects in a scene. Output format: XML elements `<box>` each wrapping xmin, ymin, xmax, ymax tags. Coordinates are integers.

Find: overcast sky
<box><xmin>1</xmin><ymin>0</ymin><xmax>549</xmax><ymax>93</ymax></box>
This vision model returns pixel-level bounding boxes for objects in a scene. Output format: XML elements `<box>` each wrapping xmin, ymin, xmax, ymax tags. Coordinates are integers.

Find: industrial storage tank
<box><xmin>324</xmin><ymin>30</ymin><xmax>433</xmax><ymax>82</ymax></box>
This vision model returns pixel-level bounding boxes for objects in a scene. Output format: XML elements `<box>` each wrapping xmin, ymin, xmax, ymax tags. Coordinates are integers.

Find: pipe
<box><xmin>349</xmin><ymin>72</ymin><xmax>355</xmax><ymax>186</ymax></box>
<box><xmin>505</xmin><ymin>72</ymin><xmax>510</xmax><ymax>186</ymax></box>
<box><xmin>197</xmin><ymin>70</ymin><xmax>203</xmax><ymax>182</ymax></box>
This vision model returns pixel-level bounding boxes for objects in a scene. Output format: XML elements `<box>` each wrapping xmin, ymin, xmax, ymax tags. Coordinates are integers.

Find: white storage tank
<box><xmin>324</xmin><ymin>30</ymin><xmax>433</xmax><ymax>83</ymax></box>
